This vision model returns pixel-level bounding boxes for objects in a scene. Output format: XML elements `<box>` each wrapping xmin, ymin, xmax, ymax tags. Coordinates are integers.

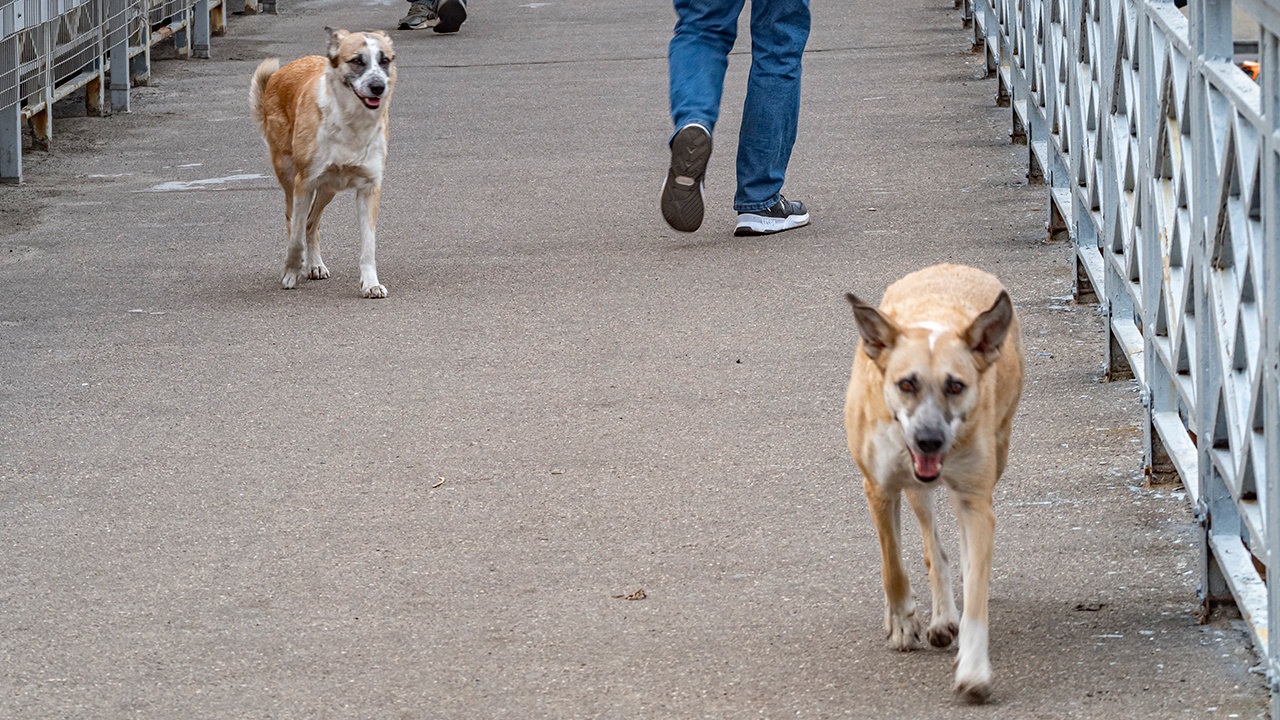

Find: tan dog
<box><xmin>844</xmin><ymin>264</ymin><xmax>1023</xmax><ymax>704</ymax></box>
<box><xmin>249</xmin><ymin>28</ymin><xmax>396</xmax><ymax>298</ymax></box>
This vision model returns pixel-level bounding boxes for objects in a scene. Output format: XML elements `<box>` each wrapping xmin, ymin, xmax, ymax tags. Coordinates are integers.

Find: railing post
<box><xmin>1260</xmin><ymin>13</ymin><xmax>1280</xmax><ymax>717</ymax></box>
<box><xmin>192</xmin><ymin>0</ymin><xmax>211</xmax><ymax>59</ymax></box>
<box><xmin>0</xmin><ymin>102</ymin><xmax>19</xmax><ymax>183</ymax></box>
<box><xmin>1</xmin><ymin>34</ymin><xmax>19</xmax><ymax>183</ymax></box>
<box><xmin>108</xmin><ymin>0</ymin><xmax>129</xmax><ymax>112</ymax></box>
<box><xmin>1139</xmin><ymin>6</ymin><xmax>1174</xmax><ymax>484</ymax></box>
<box><xmin>1189</xmin><ymin>0</ymin><xmax>1234</xmax><ymax>615</ymax></box>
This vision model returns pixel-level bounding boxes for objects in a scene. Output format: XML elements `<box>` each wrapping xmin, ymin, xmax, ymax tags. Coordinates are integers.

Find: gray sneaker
<box><xmin>399</xmin><ymin>1</ymin><xmax>438</xmax><ymax>29</ymax></box>
<box><xmin>733</xmin><ymin>196</ymin><xmax>810</xmax><ymax>236</ymax></box>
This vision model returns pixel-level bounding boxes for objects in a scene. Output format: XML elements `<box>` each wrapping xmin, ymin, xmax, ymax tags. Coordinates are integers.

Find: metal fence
<box><xmin>0</xmin><ymin>0</ymin><xmax>271</xmax><ymax>183</ymax></box>
<box><xmin>963</xmin><ymin>0</ymin><xmax>1280</xmax><ymax>709</ymax></box>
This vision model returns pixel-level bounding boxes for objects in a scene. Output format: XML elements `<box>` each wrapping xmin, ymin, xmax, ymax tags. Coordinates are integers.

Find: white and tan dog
<box><xmin>249</xmin><ymin>28</ymin><xmax>396</xmax><ymax>298</ymax></box>
<box><xmin>844</xmin><ymin>264</ymin><xmax>1023</xmax><ymax>704</ymax></box>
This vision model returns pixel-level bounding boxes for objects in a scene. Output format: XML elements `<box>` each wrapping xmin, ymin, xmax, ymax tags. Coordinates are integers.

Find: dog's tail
<box><xmin>249</xmin><ymin>58</ymin><xmax>280</xmax><ymax>132</ymax></box>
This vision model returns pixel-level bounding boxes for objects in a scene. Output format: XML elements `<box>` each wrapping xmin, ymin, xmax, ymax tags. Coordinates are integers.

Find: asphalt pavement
<box><xmin>0</xmin><ymin>0</ymin><xmax>1271</xmax><ymax>717</ymax></box>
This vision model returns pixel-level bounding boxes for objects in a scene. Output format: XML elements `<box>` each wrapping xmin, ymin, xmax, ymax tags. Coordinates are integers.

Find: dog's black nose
<box><xmin>914</xmin><ymin>429</ymin><xmax>945</xmax><ymax>455</ymax></box>
<box><xmin>369</xmin><ymin>81</ymin><xmax>386</xmax><ymax>97</ymax></box>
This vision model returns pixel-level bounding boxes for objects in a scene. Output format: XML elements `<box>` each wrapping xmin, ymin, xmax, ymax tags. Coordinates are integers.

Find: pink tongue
<box><xmin>913</xmin><ymin>453</ymin><xmax>942</xmax><ymax>479</ymax></box>
<box><xmin>363</xmin><ymin>96</ymin><xmax>380</xmax><ymax>108</ymax></box>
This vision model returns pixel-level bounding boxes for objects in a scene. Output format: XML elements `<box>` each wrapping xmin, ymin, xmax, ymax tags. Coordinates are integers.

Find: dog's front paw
<box><xmin>281</xmin><ymin>268</ymin><xmax>300</xmax><ymax>289</ymax></box>
<box><xmin>952</xmin><ymin>619</ymin><xmax>992</xmax><ymax>702</ymax></box>
<box><xmin>308</xmin><ymin>262</ymin><xmax>330</xmax><ymax>280</ymax></box>
<box><xmin>928</xmin><ymin>619</ymin><xmax>958</xmax><ymax>648</ymax></box>
<box><xmin>953</xmin><ymin>670</ymin><xmax>992</xmax><ymax>704</ymax></box>
<box><xmin>885</xmin><ymin>604</ymin><xmax>920</xmax><ymax>651</ymax></box>
<box><xmin>361</xmin><ymin>283</ymin><xmax>388</xmax><ymax>299</ymax></box>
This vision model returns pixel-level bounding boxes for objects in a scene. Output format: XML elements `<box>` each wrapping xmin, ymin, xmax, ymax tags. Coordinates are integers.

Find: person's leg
<box><xmin>734</xmin><ymin>0</ymin><xmax>810</xmax><ymax>212</ymax></box>
<box><xmin>662</xmin><ymin>0</ymin><xmax>743</xmax><ymax>232</ymax></box>
<box><xmin>668</xmin><ymin>0</ymin><xmax>744</xmax><ymax>137</ymax></box>
<box><xmin>661</xmin><ymin>0</ymin><xmax>742</xmax><ymax>232</ymax></box>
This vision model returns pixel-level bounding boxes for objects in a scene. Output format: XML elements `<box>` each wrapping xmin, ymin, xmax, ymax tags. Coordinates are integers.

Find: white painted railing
<box><xmin>0</xmin><ymin>0</ymin><xmax>272</xmax><ymax>183</ymax></box>
<box><xmin>963</xmin><ymin>0</ymin><xmax>1280</xmax><ymax>710</ymax></box>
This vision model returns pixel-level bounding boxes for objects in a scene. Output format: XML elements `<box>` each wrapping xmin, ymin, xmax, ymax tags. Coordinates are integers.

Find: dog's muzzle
<box><xmin>910</xmin><ymin>428</ymin><xmax>946</xmax><ymax>481</ymax></box>
<box><xmin>356</xmin><ymin>81</ymin><xmax>386</xmax><ymax>110</ymax></box>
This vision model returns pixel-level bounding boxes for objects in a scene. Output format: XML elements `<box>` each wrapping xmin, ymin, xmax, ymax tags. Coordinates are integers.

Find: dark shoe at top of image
<box><xmin>660</xmin><ymin>123</ymin><xmax>713</xmax><ymax>233</ymax></box>
<box><xmin>399</xmin><ymin>0</ymin><xmax>466</xmax><ymax>32</ymax></box>
<box><xmin>733</xmin><ymin>196</ymin><xmax>810</xmax><ymax>236</ymax></box>
<box><xmin>433</xmin><ymin>0</ymin><xmax>467</xmax><ymax>33</ymax></box>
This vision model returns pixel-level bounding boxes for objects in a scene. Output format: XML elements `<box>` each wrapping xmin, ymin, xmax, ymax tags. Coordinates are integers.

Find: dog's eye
<box><xmin>896</xmin><ymin>378</ymin><xmax>917</xmax><ymax>394</ymax></box>
<box><xmin>350</xmin><ymin>55</ymin><xmax>365</xmax><ymax>66</ymax></box>
<box><xmin>379</xmin><ymin>54</ymin><xmax>392</xmax><ymax>67</ymax></box>
<box><xmin>945</xmin><ymin>379</ymin><xmax>966</xmax><ymax>396</ymax></box>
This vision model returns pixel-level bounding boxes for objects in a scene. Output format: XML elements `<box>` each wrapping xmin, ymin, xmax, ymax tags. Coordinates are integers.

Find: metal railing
<box><xmin>0</xmin><ymin>0</ymin><xmax>272</xmax><ymax>183</ymax></box>
<box><xmin>963</xmin><ymin>0</ymin><xmax>1280</xmax><ymax>710</ymax></box>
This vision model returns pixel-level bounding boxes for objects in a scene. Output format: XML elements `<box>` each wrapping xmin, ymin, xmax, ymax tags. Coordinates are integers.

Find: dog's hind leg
<box><xmin>864</xmin><ymin>479</ymin><xmax>920</xmax><ymax>651</ymax></box>
<box><xmin>949</xmin><ymin>488</ymin><xmax>996</xmax><ymax>704</ymax></box>
<box><xmin>282</xmin><ymin>178</ymin><xmax>314</xmax><ymax>290</ymax></box>
<box><xmin>275</xmin><ymin>168</ymin><xmax>295</xmax><ymax>284</ymax></box>
<box><xmin>305</xmin><ymin>186</ymin><xmax>335</xmax><ymax>280</ymax></box>
<box><xmin>355</xmin><ymin>185</ymin><xmax>386</xmax><ymax>299</ymax></box>
<box><xmin>905</xmin><ymin>488</ymin><xmax>959</xmax><ymax>648</ymax></box>
<box><xmin>273</xmin><ymin>158</ymin><xmax>296</xmax><ymax>259</ymax></box>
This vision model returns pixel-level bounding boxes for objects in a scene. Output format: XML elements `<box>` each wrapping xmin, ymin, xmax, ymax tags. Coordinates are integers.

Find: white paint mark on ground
<box><xmin>141</xmin><ymin>173</ymin><xmax>269</xmax><ymax>192</ymax></box>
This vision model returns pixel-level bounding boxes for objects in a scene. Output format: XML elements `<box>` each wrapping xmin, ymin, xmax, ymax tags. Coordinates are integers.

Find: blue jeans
<box><xmin>668</xmin><ymin>0</ymin><xmax>810</xmax><ymax>212</ymax></box>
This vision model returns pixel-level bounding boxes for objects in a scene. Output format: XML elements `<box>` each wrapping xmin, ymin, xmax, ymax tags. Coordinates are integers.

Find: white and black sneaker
<box><xmin>661</xmin><ymin>124</ymin><xmax>712</xmax><ymax>233</ymax></box>
<box><xmin>733</xmin><ymin>196</ymin><xmax>810</xmax><ymax>236</ymax></box>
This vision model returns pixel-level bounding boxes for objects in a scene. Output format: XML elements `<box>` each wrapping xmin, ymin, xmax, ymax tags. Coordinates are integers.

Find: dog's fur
<box><xmin>250</xmin><ymin>28</ymin><xmax>396</xmax><ymax>298</ymax></box>
<box><xmin>843</xmin><ymin>264</ymin><xmax>1023</xmax><ymax>704</ymax></box>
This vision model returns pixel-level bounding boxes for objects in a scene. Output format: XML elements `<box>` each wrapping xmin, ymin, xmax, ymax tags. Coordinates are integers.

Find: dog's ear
<box><xmin>326</xmin><ymin>27</ymin><xmax>348</xmax><ymax>65</ymax></box>
<box><xmin>846</xmin><ymin>292</ymin><xmax>899</xmax><ymax>364</ymax></box>
<box><xmin>965</xmin><ymin>290</ymin><xmax>1014</xmax><ymax>371</ymax></box>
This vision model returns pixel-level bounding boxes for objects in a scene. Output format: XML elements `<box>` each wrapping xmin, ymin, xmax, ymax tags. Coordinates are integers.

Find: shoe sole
<box><xmin>434</xmin><ymin>0</ymin><xmax>467</xmax><ymax>32</ymax></box>
<box><xmin>733</xmin><ymin>211</ymin><xmax>811</xmax><ymax>236</ymax></box>
<box><xmin>661</xmin><ymin>126</ymin><xmax>712</xmax><ymax>233</ymax></box>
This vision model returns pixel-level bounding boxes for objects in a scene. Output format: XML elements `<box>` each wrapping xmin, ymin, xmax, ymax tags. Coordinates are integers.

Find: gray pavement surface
<box><xmin>0</xmin><ymin>0</ymin><xmax>1271</xmax><ymax>717</ymax></box>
